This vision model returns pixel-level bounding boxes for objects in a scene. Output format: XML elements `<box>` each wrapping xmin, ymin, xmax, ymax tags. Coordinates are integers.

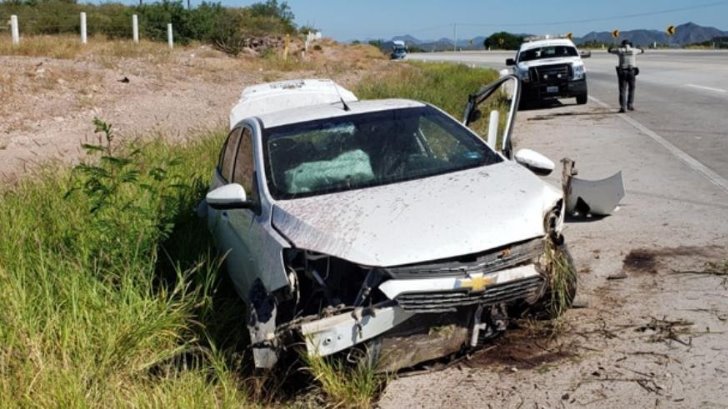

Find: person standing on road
<box><xmin>608</xmin><ymin>40</ymin><xmax>645</xmax><ymax>113</ymax></box>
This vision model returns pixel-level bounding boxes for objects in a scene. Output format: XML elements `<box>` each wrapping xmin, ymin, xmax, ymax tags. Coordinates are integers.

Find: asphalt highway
<box><xmin>409</xmin><ymin>50</ymin><xmax>728</xmax><ymax>187</ymax></box>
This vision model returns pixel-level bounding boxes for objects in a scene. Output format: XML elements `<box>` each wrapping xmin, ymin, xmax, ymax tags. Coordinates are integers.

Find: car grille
<box><xmin>529</xmin><ymin>64</ymin><xmax>572</xmax><ymax>83</ymax></box>
<box><xmin>384</xmin><ymin>237</ymin><xmax>545</xmax><ymax>279</ymax></box>
<box><xmin>395</xmin><ymin>275</ymin><xmax>544</xmax><ymax>313</ymax></box>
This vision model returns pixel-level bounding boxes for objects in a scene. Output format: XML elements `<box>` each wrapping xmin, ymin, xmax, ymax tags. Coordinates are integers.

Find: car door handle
<box><xmin>221</xmin><ymin>211</ymin><xmax>229</xmax><ymax>219</ymax></box>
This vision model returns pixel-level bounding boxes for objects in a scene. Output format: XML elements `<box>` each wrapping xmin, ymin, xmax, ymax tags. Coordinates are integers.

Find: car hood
<box><xmin>518</xmin><ymin>57</ymin><xmax>582</xmax><ymax>69</ymax></box>
<box><xmin>272</xmin><ymin>162</ymin><xmax>561</xmax><ymax>267</ymax></box>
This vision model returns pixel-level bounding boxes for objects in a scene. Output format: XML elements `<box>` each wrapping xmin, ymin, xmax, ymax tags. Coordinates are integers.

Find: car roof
<box><xmin>519</xmin><ymin>38</ymin><xmax>576</xmax><ymax>51</ymax></box>
<box><xmin>254</xmin><ymin>99</ymin><xmax>427</xmax><ymax>129</ymax></box>
<box><xmin>229</xmin><ymin>79</ymin><xmax>358</xmax><ymax>129</ymax></box>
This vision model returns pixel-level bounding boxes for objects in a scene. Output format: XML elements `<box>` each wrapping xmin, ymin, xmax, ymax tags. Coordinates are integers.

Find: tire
<box><xmin>576</xmin><ymin>94</ymin><xmax>588</xmax><ymax>105</ymax></box>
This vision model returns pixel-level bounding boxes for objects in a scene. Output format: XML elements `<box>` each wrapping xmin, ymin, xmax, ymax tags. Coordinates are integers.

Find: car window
<box><xmin>219</xmin><ymin>128</ymin><xmax>242</xmax><ymax>182</ymax></box>
<box><xmin>232</xmin><ymin>127</ymin><xmax>258</xmax><ymax>203</ymax></box>
<box><xmin>519</xmin><ymin>46</ymin><xmax>577</xmax><ymax>62</ymax></box>
<box><xmin>419</xmin><ymin>116</ymin><xmax>472</xmax><ymax>161</ymax></box>
<box><xmin>263</xmin><ymin>106</ymin><xmax>502</xmax><ymax>200</ymax></box>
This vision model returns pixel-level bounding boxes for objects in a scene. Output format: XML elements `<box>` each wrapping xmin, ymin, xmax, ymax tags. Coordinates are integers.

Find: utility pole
<box><xmin>453</xmin><ymin>23</ymin><xmax>457</xmax><ymax>52</ymax></box>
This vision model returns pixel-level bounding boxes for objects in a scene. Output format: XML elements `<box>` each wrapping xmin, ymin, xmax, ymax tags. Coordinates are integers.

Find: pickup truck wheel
<box><xmin>576</xmin><ymin>94</ymin><xmax>588</xmax><ymax>105</ymax></box>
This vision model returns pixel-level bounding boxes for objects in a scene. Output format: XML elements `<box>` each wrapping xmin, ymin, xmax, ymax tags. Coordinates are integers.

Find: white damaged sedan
<box><xmin>202</xmin><ymin>78</ymin><xmax>576</xmax><ymax>371</ymax></box>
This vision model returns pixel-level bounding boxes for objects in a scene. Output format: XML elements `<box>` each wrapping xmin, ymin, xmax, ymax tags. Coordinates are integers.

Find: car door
<box><xmin>210</xmin><ymin>126</ymin><xmax>263</xmax><ymax>301</ymax></box>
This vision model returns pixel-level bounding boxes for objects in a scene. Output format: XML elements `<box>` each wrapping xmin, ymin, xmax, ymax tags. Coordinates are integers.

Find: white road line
<box><xmin>685</xmin><ymin>84</ymin><xmax>727</xmax><ymax>93</ymax></box>
<box><xmin>589</xmin><ymin>95</ymin><xmax>728</xmax><ymax>195</ymax></box>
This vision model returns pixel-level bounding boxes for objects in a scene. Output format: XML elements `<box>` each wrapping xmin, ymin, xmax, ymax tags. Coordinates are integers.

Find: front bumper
<box><xmin>522</xmin><ymin>77</ymin><xmax>587</xmax><ymax>100</ymax></box>
<box><xmin>300</xmin><ymin>263</ymin><xmax>543</xmax><ymax>357</ymax></box>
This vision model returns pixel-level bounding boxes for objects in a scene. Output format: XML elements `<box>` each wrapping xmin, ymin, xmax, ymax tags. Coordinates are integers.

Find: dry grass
<box><xmin>0</xmin><ymin>36</ymin><xmax>386</xmax><ymax>83</ymax></box>
<box><xmin>0</xmin><ymin>34</ymin><xmax>84</xmax><ymax>59</ymax></box>
<box><xmin>0</xmin><ymin>35</ymin><xmax>175</xmax><ymax>58</ymax></box>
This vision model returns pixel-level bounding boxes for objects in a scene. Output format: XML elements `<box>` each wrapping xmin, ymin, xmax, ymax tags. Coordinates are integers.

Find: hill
<box><xmin>382</xmin><ymin>22</ymin><xmax>728</xmax><ymax>51</ymax></box>
<box><xmin>576</xmin><ymin>22</ymin><xmax>728</xmax><ymax>46</ymax></box>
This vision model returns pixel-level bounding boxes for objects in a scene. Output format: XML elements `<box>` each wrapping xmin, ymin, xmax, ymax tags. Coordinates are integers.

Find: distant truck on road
<box><xmin>391</xmin><ymin>40</ymin><xmax>407</xmax><ymax>60</ymax></box>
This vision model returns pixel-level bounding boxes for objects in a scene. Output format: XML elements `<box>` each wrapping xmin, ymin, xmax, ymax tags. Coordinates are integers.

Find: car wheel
<box><xmin>576</xmin><ymin>94</ymin><xmax>588</xmax><ymax>105</ymax></box>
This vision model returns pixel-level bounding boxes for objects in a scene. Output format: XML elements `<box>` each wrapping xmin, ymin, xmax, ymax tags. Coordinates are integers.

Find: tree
<box><xmin>484</xmin><ymin>32</ymin><xmax>523</xmax><ymax>50</ymax></box>
<box><xmin>367</xmin><ymin>39</ymin><xmax>382</xmax><ymax>48</ymax></box>
<box><xmin>248</xmin><ymin>0</ymin><xmax>293</xmax><ymax>24</ymax></box>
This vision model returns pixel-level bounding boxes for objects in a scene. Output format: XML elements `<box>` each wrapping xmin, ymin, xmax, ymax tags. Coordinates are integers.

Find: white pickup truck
<box><xmin>506</xmin><ymin>36</ymin><xmax>589</xmax><ymax>106</ymax></box>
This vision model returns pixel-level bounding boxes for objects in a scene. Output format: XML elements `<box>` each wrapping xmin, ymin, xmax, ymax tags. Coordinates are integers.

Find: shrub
<box><xmin>0</xmin><ymin>0</ymin><xmax>297</xmax><ymax>50</ymax></box>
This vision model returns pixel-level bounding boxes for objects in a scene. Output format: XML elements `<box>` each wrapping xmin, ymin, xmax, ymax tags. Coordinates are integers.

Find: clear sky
<box><xmin>109</xmin><ymin>0</ymin><xmax>728</xmax><ymax>41</ymax></box>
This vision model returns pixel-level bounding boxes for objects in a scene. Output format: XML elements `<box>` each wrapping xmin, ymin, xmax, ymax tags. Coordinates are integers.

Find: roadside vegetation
<box><xmin>0</xmin><ymin>60</ymin><xmax>501</xmax><ymax>407</ymax></box>
<box><xmin>356</xmin><ymin>61</ymin><xmax>501</xmax><ymax>138</ymax></box>
<box><xmin>0</xmin><ymin>0</ymin><xmax>303</xmax><ymax>56</ymax></box>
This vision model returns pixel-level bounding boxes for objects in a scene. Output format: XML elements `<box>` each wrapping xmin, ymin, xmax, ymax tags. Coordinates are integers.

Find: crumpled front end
<box><xmin>275</xmin><ymin>232</ymin><xmax>565</xmax><ymax>372</ymax></box>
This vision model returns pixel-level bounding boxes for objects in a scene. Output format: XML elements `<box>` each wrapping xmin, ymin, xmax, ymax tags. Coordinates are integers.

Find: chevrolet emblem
<box><xmin>458</xmin><ymin>274</ymin><xmax>493</xmax><ymax>293</ymax></box>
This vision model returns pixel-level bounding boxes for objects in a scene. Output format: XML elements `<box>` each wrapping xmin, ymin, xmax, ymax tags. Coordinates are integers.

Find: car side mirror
<box><xmin>505</xmin><ymin>58</ymin><xmax>516</xmax><ymax>66</ymax></box>
<box><xmin>514</xmin><ymin>149</ymin><xmax>555</xmax><ymax>176</ymax></box>
<box><xmin>466</xmin><ymin>109</ymin><xmax>482</xmax><ymax>124</ymax></box>
<box><xmin>206</xmin><ymin>183</ymin><xmax>251</xmax><ymax>210</ymax></box>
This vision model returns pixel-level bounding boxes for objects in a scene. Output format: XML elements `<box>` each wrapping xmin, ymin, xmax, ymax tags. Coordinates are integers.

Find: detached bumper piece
<box><xmin>562</xmin><ymin>158</ymin><xmax>625</xmax><ymax>216</ymax></box>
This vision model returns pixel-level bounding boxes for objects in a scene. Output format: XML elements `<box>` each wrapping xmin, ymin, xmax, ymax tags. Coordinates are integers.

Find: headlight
<box><xmin>572</xmin><ymin>63</ymin><xmax>586</xmax><ymax>80</ymax></box>
<box><xmin>516</xmin><ymin>65</ymin><xmax>530</xmax><ymax>82</ymax></box>
<box><xmin>544</xmin><ymin>199</ymin><xmax>565</xmax><ymax>241</ymax></box>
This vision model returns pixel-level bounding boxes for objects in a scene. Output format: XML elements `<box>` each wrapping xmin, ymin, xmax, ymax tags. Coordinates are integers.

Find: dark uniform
<box><xmin>608</xmin><ymin>40</ymin><xmax>645</xmax><ymax>112</ymax></box>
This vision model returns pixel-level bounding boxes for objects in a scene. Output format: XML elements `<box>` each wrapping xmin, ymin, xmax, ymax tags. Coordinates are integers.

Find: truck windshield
<box><xmin>263</xmin><ymin>106</ymin><xmax>502</xmax><ymax>200</ymax></box>
<box><xmin>519</xmin><ymin>46</ymin><xmax>577</xmax><ymax>62</ymax></box>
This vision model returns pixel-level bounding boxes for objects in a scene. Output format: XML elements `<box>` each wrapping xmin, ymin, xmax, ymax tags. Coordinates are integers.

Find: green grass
<box><xmin>303</xmin><ymin>352</ymin><xmax>383</xmax><ymax>409</ymax></box>
<box><xmin>0</xmin><ymin>61</ymin><xmax>499</xmax><ymax>408</ymax></box>
<box><xmin>0</xmin><ymin>121</ymin><xmax>249</xmax><ymax>407</ymax></box>
<box><xmin>355</xmin><ymin>61</ymin><xmax>502</xmax><ymax>138</ymax></box>
<box><xmin>355</xmin><ymin>62</ymin><xmax>498</xmax><ymax>115</ymax></box>
<box><xmin>542</xmin><ymin>240</ymin><xmax>578</xmax><ymax>319</ymax></box>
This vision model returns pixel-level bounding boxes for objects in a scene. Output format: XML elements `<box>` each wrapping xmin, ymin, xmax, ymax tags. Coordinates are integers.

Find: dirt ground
<box><xmin>0</xmin><ymin>39</ymin><xmax>384</xmax><ymax>182</ymax></box>
<box><xmin>3</xmin><ymin>43</ymin><xmax>727</xmax><ymax>408</ymax></box>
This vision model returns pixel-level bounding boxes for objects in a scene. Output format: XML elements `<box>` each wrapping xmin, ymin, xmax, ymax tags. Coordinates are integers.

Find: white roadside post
<box><xmin>132</xmin><ymin>14</ymin><xmax>139</xmax><ymax>43</ymax></box>
<box><xmin>80</xmin><ymin>12</ymin><xmax>87</xmax><ymax>44</ymax></box>
<box><xmin>167</xmin><ymin>23</ymin><xmax>173</xmax><ymax>49</ymax></box>
<box><xmin>10</xmin><ymin>15</ymin><xmax>20</xmax><ymax>46</ymax></box>
<box><xmin>487</xmin><ymin>110</ymin><xmax>500</xmax><ymax>149</ymax></box>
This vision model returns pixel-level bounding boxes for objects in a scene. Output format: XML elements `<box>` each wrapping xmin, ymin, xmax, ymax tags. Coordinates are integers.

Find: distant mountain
<box><xmin>380</xmin><ymin>22</ymin><xmax>727</xmax><ymax>52</ymax></box>
<box><xmin>576</xmin><ymin>22</ymin><xmax>728</xmax><ymax>46</ymax></box>
<box><xmin>672</xmin><ymin>22</ymin><xmax>727</xmax><ymax>44</ymax></box>
<box><xmin>391</xmin><ymin>35</ymin><xmax>421</xmax><ymax>45</ymax></box>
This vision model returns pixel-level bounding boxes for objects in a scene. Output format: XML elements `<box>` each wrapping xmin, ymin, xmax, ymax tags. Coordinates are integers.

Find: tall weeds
<box><xmin>0</xmin><ymin>120</ymin><xmax>242</xmax><ymax>407</ymax></box>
